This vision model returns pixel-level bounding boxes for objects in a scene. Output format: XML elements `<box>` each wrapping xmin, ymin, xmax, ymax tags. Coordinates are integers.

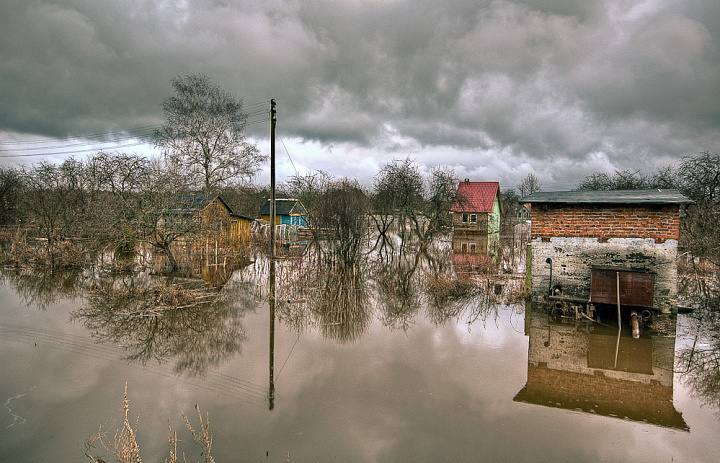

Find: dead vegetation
<box><xmin>85</xmin><ymin>383</ymin><xmax>216</xmax><ymax>463</ymax></box>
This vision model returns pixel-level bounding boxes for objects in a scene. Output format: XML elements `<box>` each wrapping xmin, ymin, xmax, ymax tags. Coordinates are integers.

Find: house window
<box><xmin>462</xmin><ymin>213</ymin><xmax>469</xmax><ymax>223</ymax></box>
<box><xmin>461</xmin><ymin>243</ymin><xmax>468</xmax><ymax>253</ymax></box>
<box><xmin>470</xmin><ymin>214</ymin><xmax>477</xmax><ymax>223</ymax></box>
<box><xmin>469</xmin><ymin>243</ymin><xmax>477</xmax><ymax>253</ymax></box>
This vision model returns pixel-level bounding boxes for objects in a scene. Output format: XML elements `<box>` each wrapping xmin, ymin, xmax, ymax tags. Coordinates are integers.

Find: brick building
<box><xmin>523</xmin><ymin>189</ymin><xmax>692</xmax><ymax>313</ymax></box>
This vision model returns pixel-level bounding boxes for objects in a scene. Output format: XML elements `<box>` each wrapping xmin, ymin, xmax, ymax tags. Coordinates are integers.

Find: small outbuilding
<box><xmin>260</xmin><ymin>198</ymin><xmax>308</xmax><ymax>227</ymax></box>
<box><xmin>169</xmin><ymin>194</ymin><xmax>255</xmax><ymax>246</ymax></box>
<box><xmin>522</xmin><ymin>189</ymin><xmax>693</xmax><ymax>313</ymax></box>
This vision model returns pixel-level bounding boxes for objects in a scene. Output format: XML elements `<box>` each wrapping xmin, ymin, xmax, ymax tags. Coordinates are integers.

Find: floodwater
<box><xmin>1</xmin><ymin>250</ymin><xmax>719</xmax><ymax>463</ymax></box>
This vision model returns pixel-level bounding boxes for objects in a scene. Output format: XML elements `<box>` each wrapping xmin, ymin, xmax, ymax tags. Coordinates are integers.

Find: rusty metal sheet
<box><xmin>590</xmin><ymin>267</ymin><xmax>655</xmax><ymax>308</ymax></box>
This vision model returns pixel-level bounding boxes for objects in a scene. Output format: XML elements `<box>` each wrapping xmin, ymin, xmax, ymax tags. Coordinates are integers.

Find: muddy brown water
<box><xmin>0</xmin><ymin>266</ymin><xmax>718</xmax><ymax>463</ymax></box>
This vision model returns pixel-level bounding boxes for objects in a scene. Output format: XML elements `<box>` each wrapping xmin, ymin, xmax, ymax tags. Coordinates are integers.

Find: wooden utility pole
<box><xmin>268</xmin><ymin>99</ymin><xmax>277</xmax><ymax>409</ymax></box>
<box><xmin>270</xmin><ymin>99</ymin><xmax>276</xmax><ymax>258</ymax></box>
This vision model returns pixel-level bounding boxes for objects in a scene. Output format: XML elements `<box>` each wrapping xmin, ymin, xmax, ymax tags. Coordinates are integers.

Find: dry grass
<box><xmin>182</xmin><ymin>404</ymin><xmax>215</xmax><ymax>463</ymax></box>
<box><xmin>85</xmin><ymin>382</ymin><xmax>142</xmax><ymax>463</ymax></box>
<box><xmin>85</xmin><ymin>383</ymin><xmax>216</xmax><ymax>463</ymax></box>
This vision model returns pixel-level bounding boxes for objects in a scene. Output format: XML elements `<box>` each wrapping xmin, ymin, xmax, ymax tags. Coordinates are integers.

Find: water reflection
<box><xmin>271</xmin><ymin>243</ymin><xmax>371</xmax><ymax>343</ymax></box>
<box><xmin>1</xmin><ymin>267</ymin><xmax>84</xmax><ymax>310</ymax></box>
<box><xmin>72</xmin><ymin>275</ymin><xmax>252</xmax><ymax>374</ymax></box>
<box><xmin>515</xmin><ymin>304</ymin><xmax>688</xmax><ymax>430</ymax></box>
<box><xmin>375</xmin><ymin>247</ymin><xmax>423</xmax><ymax>330</ymax></box>
<box><xmin>676</xmin><ymin>304</ymin><xmax>720</xmax><ymax>414</ymax></box>
<box><xmin>2</xmin><ymin>259</ymin><xmax>257</xmax><ymax>375</ymax></box>
<box><xmin>264</xmin><ymin>236</ymin><xmax>524</xmax><ymax>337</ymax></box>
<box><xmin>268</xmin><ymin>258</ymin><xmax>276</xmax><ymax>410</ymax></box>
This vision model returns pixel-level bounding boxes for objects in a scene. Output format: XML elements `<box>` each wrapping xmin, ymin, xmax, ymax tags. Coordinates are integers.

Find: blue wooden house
<box><xmin>259</xmin><ymin>198</ymin><xmax>308</xmax><ymax>227</ymax></box>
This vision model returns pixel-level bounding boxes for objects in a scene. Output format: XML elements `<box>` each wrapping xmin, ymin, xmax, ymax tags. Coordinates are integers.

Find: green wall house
<box><xmin>450</xmin><ymin>180</ymin><xmax>504</xmax><ymax>260</ymax></box>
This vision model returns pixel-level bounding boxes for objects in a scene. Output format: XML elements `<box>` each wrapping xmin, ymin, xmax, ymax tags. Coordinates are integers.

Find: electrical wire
<box><xmin>0</xmin><ymin>104</ymin><xmax>273</xmax><ymax>159</ymax></box>
<box><xmin>274</xmin><ymin>331</ymin><xmax>301</xmax><ymax>382</ymax></box>
<box><xmin>0</xmin><ymin>141</ymin><xmax>152</xmax><ymax>158</ymax></box>
<box><xmin>280</xmin><ymin>138</ymin><xmax>299</xmax><ymax>175</ymax></box>
<box><xmin>0</xmin><ymin>125</ymin><xmax>159</xmax><ymax>146</ymax></box>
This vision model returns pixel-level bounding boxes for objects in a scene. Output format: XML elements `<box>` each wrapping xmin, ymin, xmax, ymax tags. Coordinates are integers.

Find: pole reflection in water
<box><xmin>268</xmin><ymin>257</ymin><xmax>276</xmax><ymax>410</ymax></box>
<box><xmin>515</xmin><ymin>303</ymin><xmax>688</xmax><ymax>430</ymax></box>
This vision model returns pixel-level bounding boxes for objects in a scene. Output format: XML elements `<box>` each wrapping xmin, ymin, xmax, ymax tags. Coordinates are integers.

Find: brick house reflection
<box><xmin>514</xmin><ymin>306</ymin><xmax>688</xmax><ymax>430</ymax></box>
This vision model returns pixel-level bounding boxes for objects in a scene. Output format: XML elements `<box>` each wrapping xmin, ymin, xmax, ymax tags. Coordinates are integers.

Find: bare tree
<box><xmin>283</xmin><ymin>170</ymin><xmax>333</xmax><ymax>214</ymax></box>
<box><xmin>678</xmin><ymin>151</ymin><xmax>720</xmax><ymax>203</ymax></box>
<box><xmin>518</xmin><ymin>173</ymin><xmax>542</xmax><ymax>197</ymax></box>
<box><xmin>677</xmin><ymin>151</ymin><xmax>720</xmax><ymax>269</ymax></box>
<box><xmin>424</xmin><ymin>166</ymin><xmax>458</xmax><ymax>237</ymax></box>
<box><xmin>20</xmin><ymin>159</ymin><xmax>88</xmax><ymax>267</ymax></box>
<box><xmin>0</xmin><ymin>167</ymin><xmax>22</xmax><ymax>226</ymax></box>
<box><xmin>576</xmin><ymin>169</ymin><xmax>648</xmax><ymax>191</ymax></box>
<box><xmin>130</xmin><ymin>167</ymin><xmax>200</xmax><ymax>272</ymax></box>
<box><xmin>155</xmin><ymin>74</ymin><xmax>265</xmax><ymax>192</ymax></box>
<box><xmin>372</xmin><ymin>158</ymin><xmax>424</xmax><ymax>242</ymax></box>
<box><xmin>308</xmin><ymin>179</ymin><xmax>370</xmax><ymax>264</ymax></box>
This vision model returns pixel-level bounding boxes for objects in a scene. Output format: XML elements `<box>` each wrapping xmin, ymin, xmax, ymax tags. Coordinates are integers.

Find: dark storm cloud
<box><xmin>1</xmin><ymin>0</ymin><xmax>719</xmax><ymax>186</ymax></box>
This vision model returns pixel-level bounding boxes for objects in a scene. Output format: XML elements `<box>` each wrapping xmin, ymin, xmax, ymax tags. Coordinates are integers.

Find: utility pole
<box><xmin>268</xmin><ymin>99</ymin><xmax>277</xmax><ymax>409</ymax></box>
<box><xmin>270</xmin><ymin>99</ymin><xmax>276</xmax><ymax>259</ymax></box>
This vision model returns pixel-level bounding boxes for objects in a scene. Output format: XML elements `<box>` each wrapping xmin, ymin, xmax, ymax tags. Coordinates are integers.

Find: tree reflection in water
<box><xmin>1</xmin><ymin>267</ymin><xmax>84</xmax><ymax>310</ymax></box>
<box><xmin>266</xmin><ymin>233</ymin><xmax>522</xmax><ymax>341</ymax></box>
<box><xmin>273</xmin><ymin>243</ymin><xmax>371</xmax><ymax>344</ymax></box>
<box><xmin>374</xmin><ymin>237</ymin><xmax>518</xmax><ymax>330</ymax></box>
<box><xmin>676</xmin><ymin>302</ymin><xmax>720</xmax><ymax>414</ymax></box>
<box><xmin>72</xmin><ymin>273</ymin><xmax>254</xmax><ymax>375</ymax></box>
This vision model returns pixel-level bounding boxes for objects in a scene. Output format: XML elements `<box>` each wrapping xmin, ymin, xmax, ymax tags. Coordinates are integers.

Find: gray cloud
<box><xmin>1</xmin><ymin>0</ymin><xmax>719</xmax><ymax>188</ymax></box>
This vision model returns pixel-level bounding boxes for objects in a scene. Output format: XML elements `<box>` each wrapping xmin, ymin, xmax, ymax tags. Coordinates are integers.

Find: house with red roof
<box><xmin>450</xmin><ymin>180</ymin><xmax>504</xmax><ymax>260</ymax></box>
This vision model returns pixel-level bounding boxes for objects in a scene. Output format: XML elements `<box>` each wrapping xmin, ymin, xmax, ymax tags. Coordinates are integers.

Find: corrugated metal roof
<box><xmin>174</xmin><ymin>194</ymin><xmax>233</xmax><ymax>213</ymax></box>
<box><xmin>260</xmin><ymin>198</ymin><xmax>308</xmax><ymax>216</ymax></box>
<box><xmin>520</xmin><ymin>189</ymin><xmax>693</xmax><ymax>205</ymax></box>
<box><xmin>451</xmin><ymin>181</ymin><xmax>500</xmax><ymax>213</ymax></box>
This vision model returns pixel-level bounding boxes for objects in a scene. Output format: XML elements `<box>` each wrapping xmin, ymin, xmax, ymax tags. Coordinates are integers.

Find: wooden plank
<box><xmin>590</xmin><ymin>267</ymin><xmax>655</xmax><ymax>307</ymax></box>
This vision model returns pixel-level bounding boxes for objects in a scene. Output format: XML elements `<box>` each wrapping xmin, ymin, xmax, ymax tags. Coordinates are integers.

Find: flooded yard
<box><xmin>1</xmin><ymin>251</ymin><xmax>719</xmax><ymax>462</ymax></box>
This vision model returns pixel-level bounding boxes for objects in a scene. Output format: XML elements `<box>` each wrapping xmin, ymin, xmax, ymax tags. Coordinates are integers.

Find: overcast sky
<box><xmin>1</xmin><ymin>0</ymin><xmax>718</xmax><ymax>190</ymax></box>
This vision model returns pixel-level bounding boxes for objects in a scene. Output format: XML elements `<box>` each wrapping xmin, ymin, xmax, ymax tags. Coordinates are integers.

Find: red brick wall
<box><xmin>518</xmin><ymin>363</ymin><xmax>687</xmax><ymax>429</ymax></box>
<box><xmin>530</xmin><ymin>204</ymin><xmax>680</xmax><ymax>241</ymax></box>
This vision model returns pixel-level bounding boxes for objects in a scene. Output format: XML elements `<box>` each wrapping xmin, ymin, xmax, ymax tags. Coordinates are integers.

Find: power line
<box><xmin>0</xmin><ymin>134</ymin><xmax>156</xmax><ymax>153</ymax></box>
<box><xmin>1</xmin><ymin>102</ymin><xmax>272</xmax><ymax>151</ymax></box>
<box><xmin>246</xmin><ymin>118</ymin><xmax>270</xmax><ymax>126</ymax></box>
<box><xmin>244</xmin><ymin>100</ymin><xmax>271</xmax><ymax>109</ymax></box>
<box><xmin>0</xmin><ymin>109</ymin><xmax>272</xmax><ymax>158</ymax></box>
<box><xmin>0</xmin><ymin>125</ymin><xmax>159</xmax><ymax>146</ymax></box>
<box><xmin>0</xmin><ymin>141</ymin><xmax>153</xmax><ymax>158</ymax></box>
<box><xmin>280</xmin><ymin>138</ymin><xmax>299</xmax><ymax>175</ymax></box>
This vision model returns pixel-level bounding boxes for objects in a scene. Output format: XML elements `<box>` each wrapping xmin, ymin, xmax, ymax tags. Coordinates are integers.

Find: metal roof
<box><xmin>260</xmin><ymin>198</ymin><xmax>308</xmax><ymax>216</ymax></box>
<box><xmin>173</xmin><ymin>194</ymin><xmax>233</xmax><ymax>213</ymax></box>
<box><xmin>520</xmin><ymin>189</ymin><xmax>693</xmax><ymax>205</ymax></box>
<box><xmin>450</xmin><ymin>181</ymin><xmax>502</xmax><ymax>213</ymax></box>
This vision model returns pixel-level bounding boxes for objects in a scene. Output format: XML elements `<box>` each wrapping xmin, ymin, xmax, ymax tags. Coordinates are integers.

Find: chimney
<box><xmin>464</xmin><ymin>178</ymin><xmax>470</xmax><ymax>183</ymax></box>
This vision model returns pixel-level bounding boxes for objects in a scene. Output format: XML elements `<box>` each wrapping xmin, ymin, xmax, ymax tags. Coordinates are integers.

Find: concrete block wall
<box><xmin>530</xmin><ymin>237</ymin><xmax>679</xmax><ymax>312</ymax></box>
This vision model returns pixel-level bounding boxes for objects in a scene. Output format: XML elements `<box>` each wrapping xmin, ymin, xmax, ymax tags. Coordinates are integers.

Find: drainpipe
<box><xmin>546</xmin><ymin>257</ymin><xmax>553</xmax><ymax>296</ymax></box>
